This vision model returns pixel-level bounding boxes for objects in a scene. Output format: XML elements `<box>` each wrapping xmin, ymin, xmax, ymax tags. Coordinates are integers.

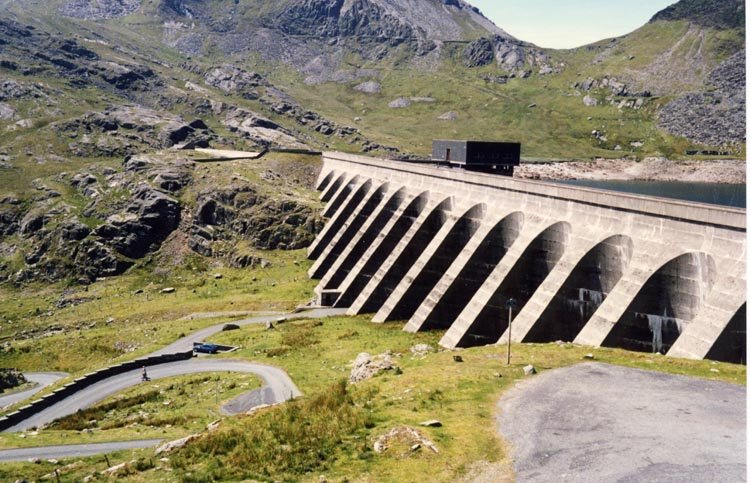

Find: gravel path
<box><xmin>498</xmin><ymin>362</ymin><xmax>746</xmax><ymax>483</ymax></box>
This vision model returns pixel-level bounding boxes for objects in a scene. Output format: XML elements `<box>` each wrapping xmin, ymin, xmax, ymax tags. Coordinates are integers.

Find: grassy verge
<box><xmin>0</xmin><ymin>313</ymin><xmax>743</xmax><ymax>482</ymax></box>
<box><xmin>0</xmin><ymin>372</ymin><xmax>260</xmax><ymax>450</ymax></box>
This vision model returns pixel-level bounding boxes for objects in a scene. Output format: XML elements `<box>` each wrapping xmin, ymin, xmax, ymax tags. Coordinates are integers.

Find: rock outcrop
<box><xmin>658</xmin><ymin>50</ymin><xmax>746</xmax><ymax>146</ymax></box>
<box><xmin>463</xmin><ymin>36</ymin><xmax>552</xmax><ymax>75</ymax></box>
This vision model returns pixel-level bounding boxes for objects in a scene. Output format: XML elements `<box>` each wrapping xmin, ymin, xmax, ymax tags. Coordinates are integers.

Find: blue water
<box><xmin>554</xmin><ymin>180</ymin><xmax>746</xmax><ymax>209</ymax></box>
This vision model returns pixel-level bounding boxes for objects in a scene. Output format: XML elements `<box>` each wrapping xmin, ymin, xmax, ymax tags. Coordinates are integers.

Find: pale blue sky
<box><xmin>469</xmin><ymin>0</ymin><xmax>678</xmax><ymax>49</ymax></box>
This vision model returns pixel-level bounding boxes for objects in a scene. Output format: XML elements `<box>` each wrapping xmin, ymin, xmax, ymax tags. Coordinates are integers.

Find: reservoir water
<box><xmin>554</xmin><ymin>180</ymin><xmax>746</xmax><ymax>209</ymax></box>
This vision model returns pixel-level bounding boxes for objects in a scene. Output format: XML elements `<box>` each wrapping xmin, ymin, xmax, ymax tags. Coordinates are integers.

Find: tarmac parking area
<box><xmin>498</xmin><ymin>362</ymin><xmax>746</xmax><ymax>483</ymax></box>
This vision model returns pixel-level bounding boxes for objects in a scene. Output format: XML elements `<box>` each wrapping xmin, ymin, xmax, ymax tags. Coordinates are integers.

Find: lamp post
<box><xmin>505</xmin><ymin>298</ymin><xmax>518</xmax><ymax>365</ymax></box>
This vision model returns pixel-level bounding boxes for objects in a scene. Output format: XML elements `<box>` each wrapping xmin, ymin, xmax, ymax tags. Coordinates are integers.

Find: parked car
<box><xmin>193</xmin><ymin>342</ymin><xmax>219</xmax><ymax>354</ymax></box>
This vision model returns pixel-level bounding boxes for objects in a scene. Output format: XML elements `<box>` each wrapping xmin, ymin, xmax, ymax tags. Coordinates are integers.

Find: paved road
<box><xmin>3</xmin><ymin>308</ymin><xmax>345</xmax><ymax>414</ymax></box>
<box><xmin>5</xmin><ymin>359</ymin><xmax>301</xmax><ymax>433</ymax></box>
<box><xmin>0</xmin><ymin>373</ymin><xmax>67</xmax><ymax>410</ymax></box>
<box><xmin>498</xmin><ymin>362</ymin><xmax>746</xmax><ymax>483</ymax></box>
<box><xmin>0</xmin><ymin>440</ymin><xmax>163</xmax><ymax>462</ymax></box>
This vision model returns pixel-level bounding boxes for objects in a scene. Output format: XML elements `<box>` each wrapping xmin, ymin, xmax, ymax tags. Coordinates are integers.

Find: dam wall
<box><xmin>309</xmin><ymin>152</ymin><xmax>746</xmax><ymax>363</ymax></box>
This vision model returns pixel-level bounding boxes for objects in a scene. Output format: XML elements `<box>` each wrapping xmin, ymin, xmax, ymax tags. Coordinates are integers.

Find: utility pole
<box><xmin>505</xmin><ymin>298</ymin><xmax>518</xmax><ymax>365</ymax></box>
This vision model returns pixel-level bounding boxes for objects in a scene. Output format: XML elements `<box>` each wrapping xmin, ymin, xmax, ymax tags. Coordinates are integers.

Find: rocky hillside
<box><xmin>651</xmin><ymin>0</ymin><xmax>745</xmax><ymax>29</ymax></box>
<box><xmin>658</xmin><ymin>49</ymin><xmax>745</xmax><ymax>147</ymax></box>
<box><xmin>0</xmin><ymin>151</ymin><xmax>323</xmax><ymax>285</ymax></box>
<box><xmin>0</xmin><ymin>0</ymin><xmax>744</xmax><ymax>286</ymax></box>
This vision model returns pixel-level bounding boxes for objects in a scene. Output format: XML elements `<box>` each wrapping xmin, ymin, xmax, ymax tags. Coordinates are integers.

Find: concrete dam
<box><xmin>308</xmin><ymin>152</ymin><xmax>747</xmax><ymax>363</ymax></box>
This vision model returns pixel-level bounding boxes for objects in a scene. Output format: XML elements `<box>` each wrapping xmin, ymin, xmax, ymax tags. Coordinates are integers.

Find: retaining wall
<box><xmin>0</xmin><ymin>351</ymin><xmax>193</xmax><ymax>431</ymax></box>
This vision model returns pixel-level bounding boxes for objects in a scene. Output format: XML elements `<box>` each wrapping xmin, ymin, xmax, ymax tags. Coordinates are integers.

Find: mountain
<box><xmin>651</xmin><ymin>0</ymin><xmax>745</xmax><ymax>28</ymax></box>
<box><xmin>0</xmin><ymin>0</ymin><xmax>745</xmax><ymax>285</ymax></box>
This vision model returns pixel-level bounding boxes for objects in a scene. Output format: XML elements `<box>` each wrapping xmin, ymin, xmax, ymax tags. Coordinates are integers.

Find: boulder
<box><xmin>0</xmin><ymin>102</ymin><xmax>16</xmax><ymax>120</ymax></box>
<box><xmin>373</xmin><ymin>426</ymin><xmax>439</xmax><ymax>455</ymax></box>
<box><xmin>419</xmin><ymin>420</ymin><xmax>442</xmax><ymax>427</ymax></box>
<box><xmin>354</xmin><ymin>81</ymin><xmax>381</xmax><ymax>94</ymax></box>
<box><xmin>463</xmin><ymin>38</ymin><xmax>495</xmax><ymax>67</ymax></box>
<box><xmin>60</xmin><ymin>220</ymin><xmax>91</xmax><ymax>241</ymax></box>
<box><xmin>155</xmin><ymin>434</ymin><xmax>199</xmax><ymax>455</ymax></box>
<box><xmin>0</xmin><ymin>368</ymin><xmax>26</xmax><ymax>391</ymax></box>
<box><xmin>349</xmin><ymin>352</ymin><xmax>399</xmax><ymax>383</ymax></box>
<box><xmin>583</xmin><ymin>95</ymin><xmax>598</xmax><ymax>107</ymax></box>
<box><xmin>19</xmin><ymin>212</ymin><xmax>46</xmax><ymax>235</ymax></box>
<box><xmin>388</xmin><ymin>98</ymin><xmax>411</xmax><ymax>109</ymax></box>
<box><xmin>410</xmin><ymin>344</ymin><xmax>434</xmax><ymax>356</ymax></box>
<box><xmin>437</xmin><ymin>111</ymin><xmax>458</xmax><ymax>121</ymax></box>
<box><xmin>204</xmin><ymin>65</ymin><xmax>264</xmax><ymax>98</ymax></box>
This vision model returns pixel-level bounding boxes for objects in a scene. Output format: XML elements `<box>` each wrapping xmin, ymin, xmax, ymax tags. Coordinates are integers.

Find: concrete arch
<box><xmin>706</xmin><ymin>303</ymin><xmax>746</xmax><ymax>364</ymax></box>
<box><xmin>417</xmin><ymin>212</ymin><xmax>524</xmax><ymax>331</ymax></box>
<box><xmin>316</xmin><ymin>170</ymin><xmax>336</xmax><ymax>192</ymax></box>
<box><xmin>322</xmin><ymin>175</ymin><xmax>361</xmax><ymax>218</ymax></box>
<box><xmin>309</xmin><ymin>178</ymin><xmax>371</xmax><ymax>261</ymax></box>
<box><xmin>334</xmin><ymin>192</ymin><xmax>433</xmax><ymax>307</ymax></box>
<box><xmin>310</xmin><ymin>182</ymin><xmax>390</xmax><ymax>280</ymax></box>
<box><xmin>347</xmin><ymin>197</ymin><xmax>454</xmax><ymax>313</ymax></box>
<box><xmin>603</xmin><ymin>252</ymin><xmax>717</xmax><ymax>354</ymax></box>
<box><xmin>324</xmin><ymin>188</ymin><xmax>408</xmax><ymax>290</ymax></box>
<box><xmin>379</xmin><ymin>203</ymin><xmax>489</xmax><ymax>322</ymax></box>
<box><xmin>320</xmin><ymin>172</ymin><xmax>346</xmax><ymax>202</ymax></box>
<box><xmin>525</xmin><ymin>235</ymin><xmax>634</xmax><ymax>342</ymax></box>
<box><xmin>456</xmin><ymin>221</ymin><xmax>571</xmax><ymax>347</ymax></box>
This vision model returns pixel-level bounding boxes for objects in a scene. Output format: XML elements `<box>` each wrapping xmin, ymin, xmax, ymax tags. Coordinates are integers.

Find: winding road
<box><xmin>0</xmin><ymin>307</ymin><xmax>346</xmax><ymax>461</ymax></box>
<box><xmin>6</xmin><ymin>359</ymin><xmax>301</xmax><ymax>433</ymax></box>
<box><xmin>0</xmin><ymin>373</ymin><xmax>68</xmax><ymax>410</ymax></box>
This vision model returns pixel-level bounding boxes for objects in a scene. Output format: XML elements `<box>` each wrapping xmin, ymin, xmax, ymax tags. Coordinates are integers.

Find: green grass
<box><xmin>0</xmin><ymin>312</ymin><xmax>743</xmax><ymax>481</ymax></box>
<box><xmin>172</xmin><ymin>379</ymin><xmax>374</xmax><ymax>481</ymax></box>
<box><xmin>103</xmin><ymin>314</ymin><xmax>741</xmax><ymax>482</ymax></box>
<box><xmin>0</xmin><ymin>249</ymin><xmax>316</xmax><ymax>388</ymax></box>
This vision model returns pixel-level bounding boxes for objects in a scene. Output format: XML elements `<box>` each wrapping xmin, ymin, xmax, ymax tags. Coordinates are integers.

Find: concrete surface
<box><xmin>498</xmin><ymin>362</ymin><xmax>746</xmax><ymax>483</ymax></box>
<box><xmin>0</xmin><ymin>373</ymin><xmax>67</xmax><ymax>409</ymax></box>
<box><xmin>0</xmin><ymin>439</ymin><xmax>163</xmax><ymax>462</ymax></box>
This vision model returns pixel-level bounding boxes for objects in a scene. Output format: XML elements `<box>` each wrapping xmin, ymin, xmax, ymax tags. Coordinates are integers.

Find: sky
<box><xmin>468</xmin><ymin>0</ymin><xmax>678</xmax><ymax>49</ymax></box>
